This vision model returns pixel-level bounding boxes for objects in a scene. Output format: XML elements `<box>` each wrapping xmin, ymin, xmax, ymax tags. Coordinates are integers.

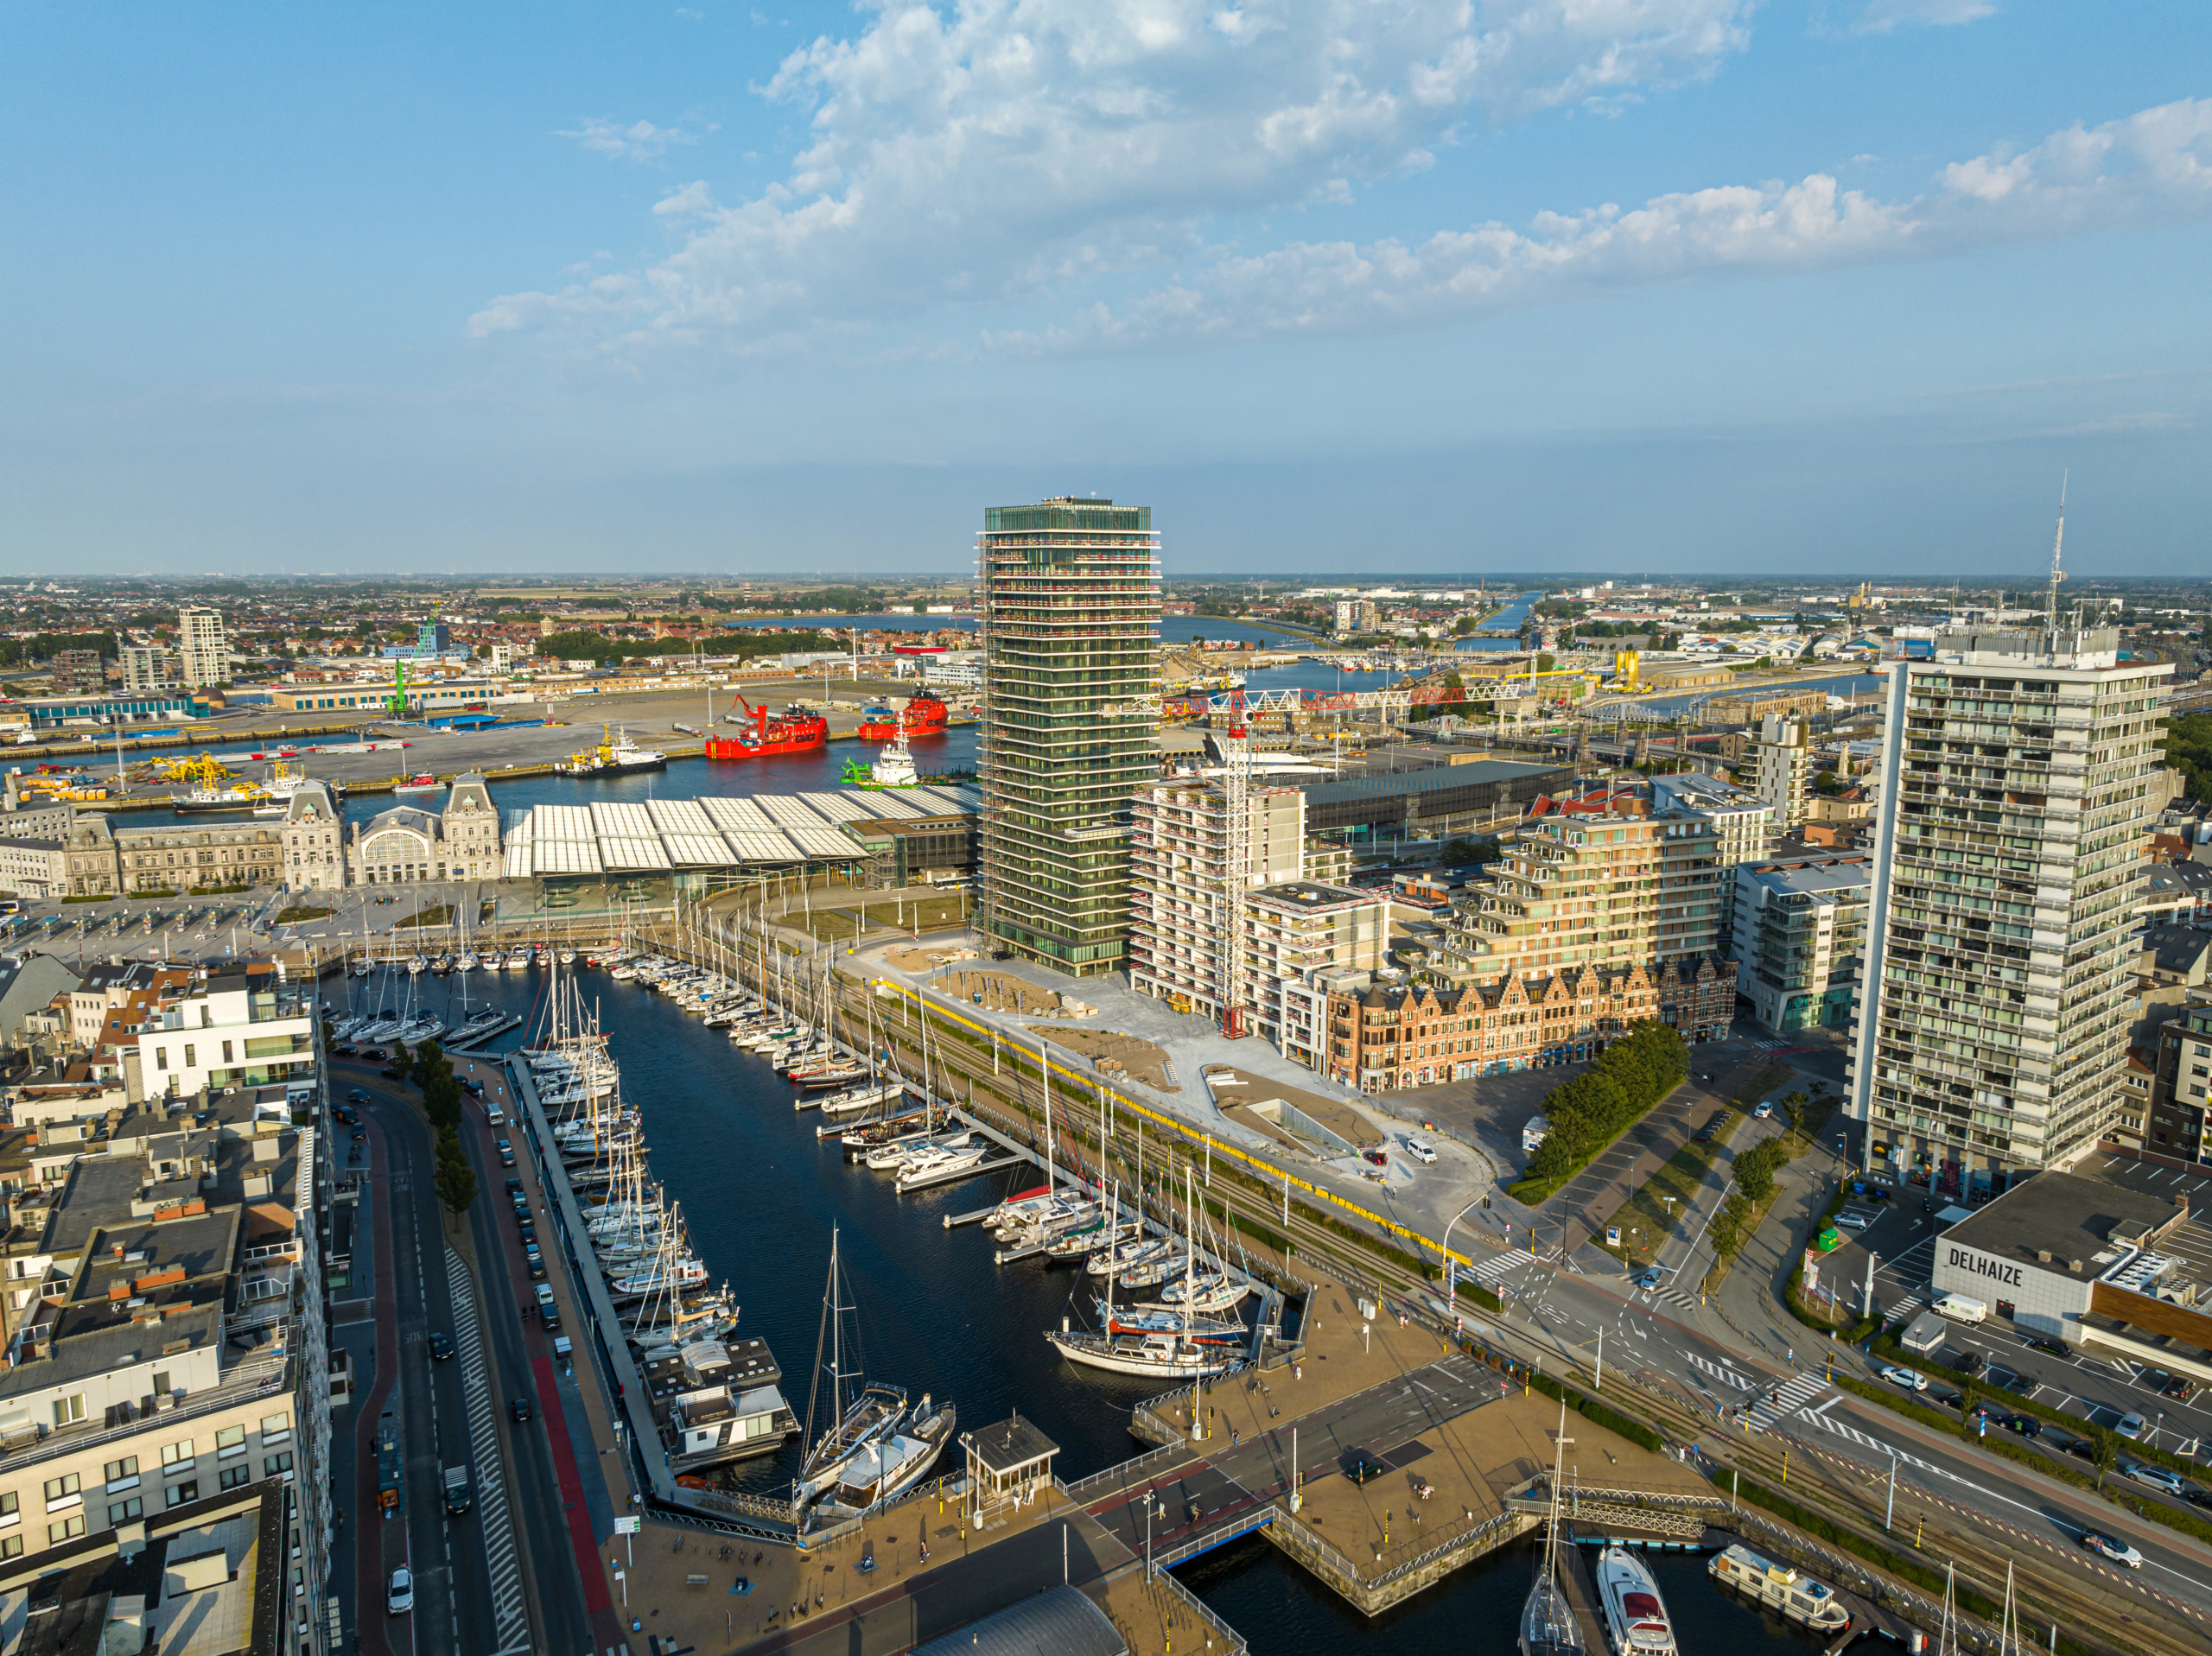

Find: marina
<box><xmin>331</xmin><ymin>936</ymin><xmax>1895</xmax><ymax>1656</ymax></box>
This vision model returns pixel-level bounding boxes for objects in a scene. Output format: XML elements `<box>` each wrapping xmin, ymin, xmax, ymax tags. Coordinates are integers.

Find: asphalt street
<box><xmin>349</xmin><ymin>1063</ymin><xmax>594</xmax><ymax>1656</ymax></box>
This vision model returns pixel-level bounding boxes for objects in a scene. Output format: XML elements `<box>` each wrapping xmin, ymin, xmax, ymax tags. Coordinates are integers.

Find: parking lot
<box><xmin>1840</xmin><ymin>1164</ymin><xmax>2212</xmax><ymax>1466</ymax></box>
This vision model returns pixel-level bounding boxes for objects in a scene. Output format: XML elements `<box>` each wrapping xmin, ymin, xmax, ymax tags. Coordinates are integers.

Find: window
<box><xmin>47</xmin><ymin>1515</ymin><xmax>84</xmax><ymax>1545</ymax></box>
<box><xmin>182</xmin><ymin>1044</ymin><xmax>194</xmax><ymax>1068</ymax></box>
<box><xmin>107</xmin><ymin>1496</ymin><xmax>143</xmax><ymax>1526</ymax></box>
<box><xmin>217</xmin><ymin>1465</ymin><xmax>251</xmax><ymax>1491</ymax></box>
<box><xmin>221</xmin><ymin>1041</ymin><xmax>233</xmax><ymax>1064</ymax></box>
<box><xmin>263</xmin><ymin>1451</ymin><xmax>293</xmax><ymax>1476</ymax></box>
<box><xmin>164</xmin><ymin>1482</ymin><xmax>197</xmax><ymax>1507</ymax></box>
<box><xmin>215</xmin><ymin>1424</ymin><xmax>245</xmax><ymax>1458</ymax></box>
<box><xmin>259</xmin><ymin>1413</ymin><xmax>290</xmax><ymax>1443</ymax></box>
<box><xmin>50</xmin><ymin>1395</ymin><xmax>84</xmax><ymax>1430</ymax></box>
<box><xmin>0</xmin><ymin>1492</ymin><xmax>16</xmax><ymax>1525</ymax></box>
<box><xmin>102</xmin><ymin>1457</ymin><xmax>138</xmax><ymax>1490</ymax></box>
<box><xmin>155</xmin><ymin>1047</ymin><xmax>167</xmax><ymax>1071</ymax></box>
<box><xmin>160</xmin><ymin>1440</ymin><xmax>194</xmax><ymax>1471</ymax></box>
<box><xmin>0</xmin><ymin>1536</ymin><xmax>18</xmax><ymax>1560</ymax></box>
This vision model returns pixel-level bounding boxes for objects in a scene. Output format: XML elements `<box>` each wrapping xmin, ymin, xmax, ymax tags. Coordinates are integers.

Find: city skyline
<box><xmin>3</xmin><ymin>4</ymin><xmax>2208</xmax><ymax>574</ymax></box>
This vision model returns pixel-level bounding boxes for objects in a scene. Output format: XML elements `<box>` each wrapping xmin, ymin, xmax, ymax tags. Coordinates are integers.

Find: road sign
<box><xmin>613</xmin><ymin>1515</ymin><xmax>641</xmax><ymax>1535</ymax></box>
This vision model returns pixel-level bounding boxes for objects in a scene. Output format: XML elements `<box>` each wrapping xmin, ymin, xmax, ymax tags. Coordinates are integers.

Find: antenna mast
<box><xmin>2045</xmin><ymin>471</ymin><xmax>2069</xmax><ymax>642</ymax></box>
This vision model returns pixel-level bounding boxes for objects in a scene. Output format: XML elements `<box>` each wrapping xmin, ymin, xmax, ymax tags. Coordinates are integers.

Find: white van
<box><xmin>1932</xmin><ymin>1291</ymin><xmax>1987</xmax><ymax>1324</ymax></box>
<box><xmin>1522</xmin><ymin>1116</ymin><xmax>1549</xmax><ymax>1153</ymax></box>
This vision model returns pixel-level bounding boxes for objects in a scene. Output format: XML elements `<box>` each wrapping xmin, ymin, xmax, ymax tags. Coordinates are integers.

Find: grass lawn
<box><xmin>394</xmin><ymin>904</ymin><xmax>456</xmax><ymax>930</ymax></box>
<box><xmin>796</xmin><ymin>893</ymin><xmax>969</xmax><ymax>942</ymax></box>
<box><xmin>276</xmin><ymin>904</ymin><xmax>335</xmax><ymax>923</ymax></box>
<box><xmin>1596</xmin><ymin>1120</ymin><xmax>1733</xmax><ymax>1267</ymax></box>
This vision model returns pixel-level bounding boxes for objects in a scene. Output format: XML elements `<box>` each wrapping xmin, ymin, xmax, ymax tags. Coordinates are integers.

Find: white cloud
<box><xmin>1851</xmin><ymin>0</ymin><xmax>1995</xmax><ymax>35</ymax></box>
<box><xmin>475</xmin><ymin>5</ymin><xmax>2211</xmax><ymax>358</ymax></box>
<box><xmin>558</xmin><ymin>117</ymin><xmax>700</xmax><ymax>162</ymax></box>
<box><xmin>1003</xmin><ymin>98</ymin><xmax>2212</xmax><ymax>352</ymax></box>
<box><xmin>480</xmin><ymin>1</ymin><xmax>1759</xmax><ymax>345</ymax></box>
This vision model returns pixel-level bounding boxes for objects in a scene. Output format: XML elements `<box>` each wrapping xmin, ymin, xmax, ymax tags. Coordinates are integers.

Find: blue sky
<box><xmin>3</xmin><ymin>2</ymin><xmax>2208</xmax><ymax>576</ymax></box>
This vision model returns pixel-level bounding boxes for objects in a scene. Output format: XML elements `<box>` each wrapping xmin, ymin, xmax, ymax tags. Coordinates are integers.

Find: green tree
<box><xmin>388</xmin><ymin>1038</ymin><xmax>411</xmax><ymax>1081</ymax></box>
<box><xmin>2093</xmin><ymin>1427</ymin><xmax>2118</xmax><ymax>1488</ymax></box>
<box><xmin>435</xmin><ymin>1129</ymin><xmax>478</xmax><ymax>1216</ymax></box>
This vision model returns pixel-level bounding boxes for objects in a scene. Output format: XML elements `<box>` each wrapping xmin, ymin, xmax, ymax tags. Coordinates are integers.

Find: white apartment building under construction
<box><xmin>1128</xmin><ymin>777</ymin><xmax>1305</xmax><ymax>1028</ymax></box>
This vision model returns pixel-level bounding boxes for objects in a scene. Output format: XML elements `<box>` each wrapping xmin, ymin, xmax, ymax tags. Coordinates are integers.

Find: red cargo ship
<box><xmin>857</xmin><ymin>693</ymin><xmax>950</xmax><ymax>742</ymax></box>
<box><xmin>705</xmin><ymin>696</ymin><xmax>829</xmax><ymax>760</ymax></box>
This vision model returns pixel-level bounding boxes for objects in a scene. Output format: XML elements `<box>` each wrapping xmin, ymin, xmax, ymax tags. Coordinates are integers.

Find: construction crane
<box><xmin>1217</xmin><ymin>686</ymin><xmax>1252</xmax><ymax>1040</ymax></box>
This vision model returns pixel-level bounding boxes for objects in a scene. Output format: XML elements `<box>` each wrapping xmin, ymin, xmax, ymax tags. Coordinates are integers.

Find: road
<box><xmin>349</xmin><ymin>1063</ymin><xmax>593</xmax><ymax>1656</ymax></box>
<box><xmin>1459</xmin><ymin>1240</ymin><xmax>2212</xmax><ymax>1627</ymax></box>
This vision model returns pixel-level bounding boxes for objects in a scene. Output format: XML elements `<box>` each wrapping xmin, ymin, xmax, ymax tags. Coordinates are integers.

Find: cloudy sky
<box><xmin>4</xmin><ymin>2</ymin><xmax>2208</xmax><ymax>575</ymax></box>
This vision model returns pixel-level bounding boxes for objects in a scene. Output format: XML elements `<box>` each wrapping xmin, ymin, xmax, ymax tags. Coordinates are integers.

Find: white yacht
<box><xmin>1595</xmin><ymin>1547</ymin><xmax>1677</xmax><ymax>1656</ymax></box>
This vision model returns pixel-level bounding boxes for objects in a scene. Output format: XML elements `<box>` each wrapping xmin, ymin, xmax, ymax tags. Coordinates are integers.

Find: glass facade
<box><xmin>976</xmin><ymin>498</ymin><xmax>1160</xmax><ymax>976</ymax></box>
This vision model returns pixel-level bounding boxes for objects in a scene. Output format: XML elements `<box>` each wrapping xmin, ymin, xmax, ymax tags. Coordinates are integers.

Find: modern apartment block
<box><xmin>131</xmin><ymin>968</ymin><xmax>318</xmax><ymax>1101</ymax></box>
<box><xmin>1440</xmin><ymin>809</ymin><xmax>1736</xmax><ymax>1047</ymax></box>
<box><xmin>1732</xmin><ymin>852</ymin><xmax>1871</xmax><ymax>1034</ymax></box>
<box><xmin>1128</xmin><ymin>777</ymin><xmax>1306</xmax><ymax>1022</ymax></box>
<box><xmin>121</xmin><ymin>644</ymin><xmax>176</xmax><ymax>693</ymax></box>
<box><xmin>1650</xmin><ymin>771</ymin><xmax>1774</xmax><ymax>949</ymax></box>
<box><xmin>176</xmin><ymin>608</ymin><xmax>229</xmax><ymax>689</ymax></box>
<box><xmin>0</xmin><ymin>971</ymin><xmax>331</xmax><ymax>1653</ymax></box>
<box><xmin>1848</xmin><ymin>627</ymin><xmax>2171</xmax><ymax>1193</ymax></box>
<box><xmin>47</xmin><ymin>650</ymin><xmax>104</xmax><ymax>697</ymax></box>
<box><xmin>1748</xmin><ymin>715</ymin><xmax>1812</xmax><ymax>834</ymax></box>
<box><xmin>976</xmin><ymin>497</ymin><xmax>1160</xmax><ymax>976</ymax></box>
<box><xmin>1246</xmin><ymin>883</ymin><xmax>1394</xmax><ymax>1065</ymax></box>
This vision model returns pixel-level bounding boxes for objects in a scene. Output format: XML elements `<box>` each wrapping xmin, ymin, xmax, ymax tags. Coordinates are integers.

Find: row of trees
<box><xmin>1522</xmin><ymin>1021</ymin><xmax>1689</xmax><ymax>1187</ymax></box>
<box><xmin>535</xmin><ymin>627</ymin><xmax>843</xmax><ymax>668</ymax></box>
<box><xmin>390</xmin><ymin>1039</ymin><xmax>478</xmax><ymax>1216</ymax></box>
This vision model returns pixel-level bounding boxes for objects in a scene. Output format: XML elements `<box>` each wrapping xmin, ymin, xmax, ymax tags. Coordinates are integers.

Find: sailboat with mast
<box><xmin>1046</xmin><ymin>1166</ymin><xmax>1237</xmax><ymax>1380</ymax></box>
<box><xmin>1519</xmin><ymin>1398</ymin><xmax>1584</xmax><ymax>1656</ymax></box>
<box><xmin>792</xmin><ymin>1227</ymin><xmax>955</xmax><ymax>1526</ymax></box>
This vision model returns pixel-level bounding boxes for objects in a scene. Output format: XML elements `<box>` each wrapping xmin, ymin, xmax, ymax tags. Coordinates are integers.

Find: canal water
<box><xmin>328</xmin><ymin>965</ymin><xmax>1869</xmax><ymax>1656</ymax></box>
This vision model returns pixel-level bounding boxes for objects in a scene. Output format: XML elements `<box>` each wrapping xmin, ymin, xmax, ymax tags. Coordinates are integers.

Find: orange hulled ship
<box><xmin>856</xmin><ymin>693</ymin><xmax>948</xmax><ymax>742</ymax></box>
<box><xmin>705</xmin><ymin>695</ymin><xmax>830</xmax><ymax>759</ymax></box>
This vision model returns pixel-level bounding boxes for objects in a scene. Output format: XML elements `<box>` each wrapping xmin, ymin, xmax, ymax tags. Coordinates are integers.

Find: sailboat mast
<box><xmin>1039</xmin><ymin>1037</ymin><xmax>1055</xmax><ymax>1196</ymax></box>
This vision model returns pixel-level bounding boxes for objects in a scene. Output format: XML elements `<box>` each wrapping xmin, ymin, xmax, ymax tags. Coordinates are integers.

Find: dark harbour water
<box><xmin>328</xmin><ymin>967</ymin><xmax>1874</xmax><ymax>1656</ymax></box>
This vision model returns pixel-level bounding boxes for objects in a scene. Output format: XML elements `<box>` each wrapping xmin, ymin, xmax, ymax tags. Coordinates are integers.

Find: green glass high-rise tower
<box><xmin>976</xmin><ymin>497</ymin><xmax>1161</xmax><ymax>977</ymax></box>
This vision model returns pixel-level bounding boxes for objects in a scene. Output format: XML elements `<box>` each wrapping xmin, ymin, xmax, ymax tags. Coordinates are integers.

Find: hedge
<box><xmin>1719</xmin><ymin>1475</ymin><xmax>2122</xmax><ymax>1656</ymax></box>
<box><xmin>1525</xmin><ymin>1369</ymin><xmax>1668</xmax><ymax>1454</ymax></box>
<box><xmin>1838</xmin><ymin>1371</ymin><xmax>2212</xmax><ymax>1550</ymax></box>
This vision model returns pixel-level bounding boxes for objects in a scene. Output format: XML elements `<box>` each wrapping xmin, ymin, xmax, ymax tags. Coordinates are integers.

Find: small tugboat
<box><xmin>705</xmin><ymin>695</ymin><xmax>828</xmax><ymax>760</ymax></box>
<box><xmin>392</xmin><ymin>773</ymin><xmax>442</xmax><ymax>796</ymax></box>
<box><xmin>1595</xmin><ymin>1546</ymin><xmax>1677</xmax><ymax>1656</ymax></box>
<box><xmin>175</xmin><ymin>783</ymin><xmax>273</xmax><ymax>815</ymax></box>
<box><xmin>563</xmin><ymin>727</ymin><xmax>667</xmax><ymax>778</ymax></box>
<box><xmin>841</xmin><ymin>729</ymin><xmax>918</xmax><ymax>789</ymax></box>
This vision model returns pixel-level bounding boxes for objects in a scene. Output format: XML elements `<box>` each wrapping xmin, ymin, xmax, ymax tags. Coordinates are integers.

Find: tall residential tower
<box><xmin>1848</xmin><ymin>626</ymin><xmax>2170</xmax><ymax>1192</ymax></box>
<box><xmin>976</xmin><ymin>497</ymin><xmax>1160</xmax><ymax>976</ymax></box>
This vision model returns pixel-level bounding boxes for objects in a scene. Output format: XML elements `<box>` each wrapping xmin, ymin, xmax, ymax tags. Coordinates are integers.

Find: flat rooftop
<box><xmin>1942</xmin><ymin>1169</ymin><xmax>2190</xmax><ymax>1272</ymax></box>
<box><xmin>1303</xmin><ymin>759</ymin><xmax>1565</xmax><ymax>804</ymax></box>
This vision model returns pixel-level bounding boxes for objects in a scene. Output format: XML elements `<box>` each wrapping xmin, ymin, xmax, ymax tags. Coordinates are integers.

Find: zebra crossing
<box><xmin>1467</xmin><ymin>1247</ymin><xmax>1541</xmax><ymax>1285</ymax></box>
<box><xmin>1643</xmin><ymin>1282</ymin><xmax>1701</xmax><ymax>1313</ymax></box>
<box><xmin>446</xmin><ymin>1243</ymin><xmax>530</xmax><ymax>1653</ymax></box>
<box><xmin>1801</xmin><ymin>1405</ymin><xmax>1957</xmax><ymax>1482</ymax></box>
<box><xmin>1746</xmin><ymin>1369</ymin><xmax>1831</xmax><ymax>1432</ymax></box>
<box><xmin>1885</xmin><ymin>1294</ymin><xmax>1925</xmax><ymax>1327</ymax></box>
<box><xmin>1687</xmin><ymin>1352</ymin><xmax>1753</xmax><ymax>1391</ymax></box>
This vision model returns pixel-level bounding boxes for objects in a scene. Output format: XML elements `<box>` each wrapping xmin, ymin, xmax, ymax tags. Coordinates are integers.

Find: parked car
<box><xmin>378</xmin><ymin>1066</ymin><xmax>401</xmax><ymax>1079</ymax></box>
<box><xmin>1402</xmin><ymin>1137</ymin><xmax>1438</xmax><ymax>1164</ymax></box>
<box><xmin>2060</xmin><ymin>1436</ymin><xmax>2094</xmax><ymax>1462</ymax></box>
<box><xmin>1344</xmin><ymin>1450</ymin><xmax>1385</xmax><ymax>1485</ymax></box>
<box><xmin>1752</xmin><ymin>1101</ymin><xmax>1773</xmax><ymax>1120</ymax></box>
<box><xmin>2024</xmin><ymin>1337</ymin><xmax>2069</xmax><ymax>1357</ymax></box>
<box><xmin>504</xmin><ymin>1177</ymin><xmax>523</xmax><ymax>1196</ymax></box>
<box><xmin>2127</xmin><ymin>1463</ymin><xmax>2186</xmax><ymax>1497</ymax></box>
<box><xmin>2005</xmin><ymin>1414</ymin><xmax>2040</xmax><ymax>1439</ymax></box>
<box><xmin>2116</xmin><ymin>1412</ymin><xmax>2147</xmax><ymax>1440</ymax></box>
<box><xmin>2160</xmin><ymin>1374</ymin><xmax>2195</xmax><ymax>1401</ymax></box>
<box><xmin>346</xmin><ymin>1088</ymin><xmax>370</xmax><ymax>1104</ymax></box>
<box><xmin>1954</xmin><ymin>1350</ymin><xmax>1986</xmax><ymax>1377</ymax></box>
<box><xmin>2080</xmin><ymin>1532</ymin><xmax>2144</xmax><ymax>1570</ymax></box>
<box><xmin>359</xmin><ymin>1048</ymin><xmax>385</xmax><ymax>1061</ymax></box>
<box><xmin>387</xmin><ymin>1566</ymin><xmax>416</xmax><ymax>1615</ymax></box>
<box><xmin>332</xmin><ymin>1044</ymin><xmax>357</xmax><ymax>1057</ymax></box>
<box><xmin>1881</xmin><ymin>1366</ymin><xmax>1929</xmax><ymax>1393</ymax></box>
<box><xmin>1362</xmin><ymin>1149</ymin><xmax>1387</xmax><ymax>1167</ymax></box>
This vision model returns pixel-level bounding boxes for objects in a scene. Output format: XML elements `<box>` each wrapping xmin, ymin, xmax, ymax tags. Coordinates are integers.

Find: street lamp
<box><xmin>1440</xmin><ymin>1193</ymin><xmax>1485</xmax><ymax>1306</ymax></box>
